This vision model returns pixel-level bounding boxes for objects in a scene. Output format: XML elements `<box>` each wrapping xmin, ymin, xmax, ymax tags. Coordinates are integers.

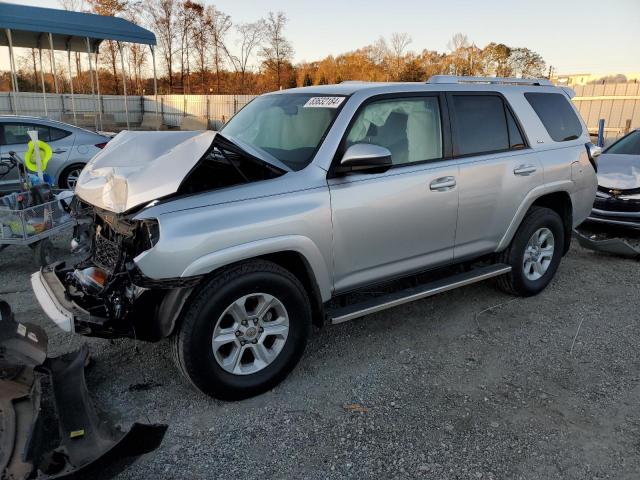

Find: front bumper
<box><xmin>31</xmin><ymin>269</ymin><xmax>76</xmax><ymax>333</ymax></box>
<box><xmin>0</xmin><ymin>300</ymin><xmax>167</xmax><ymax>479</ymax></box>
<box><xmin>31</xmin><ymin>263</ymin><xmax>114</xmax><ymax>338</ymax></box>
<box><xmin>574</xmin><ymin>229</ymin><xmax>640</xmax><ymax>258</ymax></box>
<box><xmin>587</xmin><ymin>196</ymin><xmax>640</xmax><ymax>229</ymax></box>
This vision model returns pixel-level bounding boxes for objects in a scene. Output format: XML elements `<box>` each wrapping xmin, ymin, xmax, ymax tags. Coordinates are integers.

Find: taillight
<box><xmin>95</xmin><ymin>142</ymin><xmax>107</xmax><ymax>149</ymax></box>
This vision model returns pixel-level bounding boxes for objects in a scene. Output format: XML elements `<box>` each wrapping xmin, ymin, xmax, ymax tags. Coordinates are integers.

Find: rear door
<box><xmin>448</xmin><ymin>92</ymin><xmax>544</xmax><ymax>260</ymax></box>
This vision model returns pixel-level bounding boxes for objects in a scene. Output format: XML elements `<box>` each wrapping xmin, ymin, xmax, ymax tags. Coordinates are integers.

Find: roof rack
<box><xmin>427</xmin><ymin>75</ymin><xmax>552</xmax><ymax>86</ymax></box>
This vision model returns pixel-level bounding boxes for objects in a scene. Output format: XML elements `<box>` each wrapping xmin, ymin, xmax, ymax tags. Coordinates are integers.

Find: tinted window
<box><xmin>2</xmin><ymin>123</ymin><xmax>51</xmax><ymax>145</ymax></box>
<box><xmin>451</xmin><ymin>95</ymin><xmax>510</xmax><ymax>156</ymax></box>
<box><xmin>49</xmin><ymin>127</ymin><xmax>71</xmax><ymax>141</ymax></box>
<box><xmin>604</xmin><ymin>130</ymin><xmax>640</xmax><ymax>155</ymax></box>
<box><xmin>506</xmin><ymin>109</ymin><xmax>525</xmax><ymax>149</ymax></box>
<box><xmin>525</xmin><ymin>92</ymin><xmax>583</xmax><ymax>142</ymax></box>
<box><xmin>346</xmin><ymin>97</ymin><xmax>442</xmax><ymax>165</ymax></box>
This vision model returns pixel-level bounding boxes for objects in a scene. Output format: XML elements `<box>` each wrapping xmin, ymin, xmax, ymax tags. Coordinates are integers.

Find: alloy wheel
<box><xmin>522</xmin><ymin>227</ymin><xmax>555</xmax><ymax>281</ymax></box>
<box><xmin>211</xmin><ymin>293</ymin><xmax>289</xmax><ymax>375</ymax></box>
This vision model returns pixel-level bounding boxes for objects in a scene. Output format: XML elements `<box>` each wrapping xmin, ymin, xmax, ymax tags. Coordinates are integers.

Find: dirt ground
<box><xmin>1</xmin><ymin>233</ymin><xmax>639</xmax><ymax>480</ymax></box>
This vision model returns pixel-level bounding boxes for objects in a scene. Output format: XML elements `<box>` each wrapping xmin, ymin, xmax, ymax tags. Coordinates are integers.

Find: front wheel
<box><xmin>496</xmin><ymin>206</ymin><xmax>565</xmax><ymax>297</ymax></box>
<box><xmin>171</xmin><ymin>260</ymin><xmax>312</xmax><ymax>400</ymax></box>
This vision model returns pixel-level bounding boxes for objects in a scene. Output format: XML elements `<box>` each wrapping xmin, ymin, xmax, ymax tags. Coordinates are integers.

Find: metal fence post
<box><xmin>160</xmin><ymin>97</ymin><xmax>164</xmax><ymax>124</ymax></box>
<box><xmin>597</xmin><ymin>119</ymin><xmax>605</xmax><ymax>147</ymax></box>
<box><xmin>183</xmin><ymin>95</ymin><xmax>187</xmax><ymax>119</ymax></box>
<box><xmin>206</xmin><ymin>95</ymin><xmax>210</xmax><ymax>129</ymax></box>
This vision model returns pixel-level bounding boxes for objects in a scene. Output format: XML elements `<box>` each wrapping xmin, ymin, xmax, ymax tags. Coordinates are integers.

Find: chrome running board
<box><xmin>329</xmin><ymin>264</ymin><xmax>512</xmax><ymax>325</ymax></box>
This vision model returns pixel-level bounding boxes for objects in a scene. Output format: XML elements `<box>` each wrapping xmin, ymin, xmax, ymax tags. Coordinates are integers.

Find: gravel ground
<box><xmin>1</xmin><ymin>233</ymin><xmax>639</xmax><ymax>480</ymax></box>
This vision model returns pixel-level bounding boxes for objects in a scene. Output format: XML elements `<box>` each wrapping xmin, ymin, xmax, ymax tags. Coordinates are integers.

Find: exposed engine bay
<box><xmin>55</xmin><ymin>134</ymin><xmax>285</xmax><ymax>340</ymax></box>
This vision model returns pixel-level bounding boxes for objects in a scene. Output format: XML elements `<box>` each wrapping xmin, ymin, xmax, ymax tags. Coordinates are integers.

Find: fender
<box><xmin>180</xmin><ymin>235</ymin><xmax>333</xmax><ymax>301</ymax></box>
<box><xmin>496</xmin><ymin>180</ymin><xmax>574</xmax><ymax>252</ymax></box>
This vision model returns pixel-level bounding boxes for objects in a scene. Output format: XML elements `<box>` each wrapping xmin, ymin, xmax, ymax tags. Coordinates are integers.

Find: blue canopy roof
<box><xmin>0</xmin><ymin>3</ymin><xmax>156</xmax><ymax>53</ymax></box>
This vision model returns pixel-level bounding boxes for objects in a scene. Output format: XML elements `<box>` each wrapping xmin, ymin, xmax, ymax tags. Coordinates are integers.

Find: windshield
<box><xmin>221</xmin><ymin>94</ymin><xmax>344</xmax><ymax>170</ymax></box>
<box><xmin>604</xmin><ymin>130</ymin><xmax>640</xmax><ymax>155</ymax></box>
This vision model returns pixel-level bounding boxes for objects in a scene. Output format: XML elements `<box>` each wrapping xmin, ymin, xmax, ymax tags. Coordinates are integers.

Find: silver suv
<box><xmin>31</xmin><ymin>76</ymin><xmax>598</xmax><ymax>400</ymax></box>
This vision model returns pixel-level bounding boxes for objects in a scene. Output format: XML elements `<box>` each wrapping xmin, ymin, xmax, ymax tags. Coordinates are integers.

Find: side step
<box><xmin>329</xmin><ymin>264</ymin><xmax>512</xmax><ymax>325</ymax></box>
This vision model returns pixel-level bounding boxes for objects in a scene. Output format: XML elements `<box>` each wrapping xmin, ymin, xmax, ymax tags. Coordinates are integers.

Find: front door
<box><xmin>328</xmin><ymin>95</ymin><xmax>459</xmax><ymax>293</ymax></box>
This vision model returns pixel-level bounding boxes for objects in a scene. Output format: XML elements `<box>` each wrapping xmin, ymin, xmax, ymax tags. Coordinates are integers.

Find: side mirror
<box><xmin>585</xmin><ymin>142</ymin><xmax>601</xmax><ymax>172</ymax></box>
<box><xmin>588</xmin><ymin>144</ymin><xmax>602</xmax><ymax>158</ymax></box>
<box><xmin>337</xmin><ymin>143</ymin><xmax>392</xmax><ymax>173</ymax></box>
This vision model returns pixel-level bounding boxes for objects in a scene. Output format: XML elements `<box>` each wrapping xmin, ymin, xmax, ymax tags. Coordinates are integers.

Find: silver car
<box><xmin>0</xmin><ymin>116</ymin><xmax>109</xmax><ymax>191</ymax></box>
<box><xmin>588</xmin><ymin>129</ymin><xmax>640</xmax><ymax>229</ymax></box>
<box><xmin>31</xmin><ymin>76</ymin><xmax>598</xmax><ymax>400</ymax></box>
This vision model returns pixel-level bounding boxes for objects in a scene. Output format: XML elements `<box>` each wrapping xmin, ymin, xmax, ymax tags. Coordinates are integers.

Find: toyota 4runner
<box><xmin>31</xmin><ymin>76</ymin><xmax>598</xmax><ymax>399</ymax></box>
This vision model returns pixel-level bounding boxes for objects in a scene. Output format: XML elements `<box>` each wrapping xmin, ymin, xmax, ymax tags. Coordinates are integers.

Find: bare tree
<box><xmin>177</xmin><ymin>0</ymin><xmax>201</xmax><ymax>93</ymax></box>
<box><xmin>389</xmin><ymin>32</ymin><xmax>412</xmax><ymax>80</ymax></box>
<box><xmin>190</xmin><ymin>3</ymin><xmax>210</xmax><ymax>92</ymax></box>
<box><xmin>228</xmin><ymin>20</ymin><xmax>265</xmax><ymax>93</ymax></box>
<box><xmin>260</xmin><ymin>11</ymin><xmax>293</xmax><ymax>90</ymax></box>
<box><xmin>447</xmin><ymin>32</ymin><xmax>471</xmax><ymax>75</ymax></box>
<box><xmin>210</xmin><ymin>6</ymin><xmax>232</xmax><ymax>94</ymax></box>
<box><xmin>87</xmin><ymin>0</ymin><xmax>129</xmax><ymax>93</ymax></box>
<box><xmin>59</xmin><ymin>0</ymin><xmax>88</xmax><ymax>91</ymax></box>
<box><xmin>147</xmin><ymin>0</ymin><xmax>178</xmax><ymax>92</ymax></box>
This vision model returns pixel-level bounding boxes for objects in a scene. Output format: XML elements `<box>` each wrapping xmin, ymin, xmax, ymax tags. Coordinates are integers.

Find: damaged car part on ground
<box><xmin>575</xmin><ymin>128</ymin><xmax>640</xmax><ymax>257</ymax></box>
<box><xmin>0</xmin><ymin>300</ymin><xmax>167</xmax><ymax>480</ymax></box>
<box><xmin>32</xmin><ymin>78</ymin><xmax>598</xmax><ymax>400</ymax></box>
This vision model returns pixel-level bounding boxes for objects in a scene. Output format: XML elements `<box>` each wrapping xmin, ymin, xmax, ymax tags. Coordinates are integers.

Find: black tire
<box><xmin>32</xmin><ymin>239</ymin><xmax>54</xmax><ymax>267</ymax></box>
<box><xmin>171</xmin><ymin>260</ymin><xmax>312</xmax><ymax>400</ymax></box>
<box><xmin>58</xmin><ymin>163</ymin><xmax>85</xmax><ymax>190</ymax></box>
<box><xmin>496</xmin><ymin>206</ymin><xmax>565</xmax><ymax>297</ymax></box>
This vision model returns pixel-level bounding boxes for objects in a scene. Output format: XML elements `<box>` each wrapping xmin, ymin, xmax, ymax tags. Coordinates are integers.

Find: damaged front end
<box><xmin>32</xmin><ymin>132</ymin><xmax>286</xmax><ymax>340</ymax></box>
<box><xmin>32</xmin><ymin>198</ymin><xmax>205</xmax><ymax>340</ymax></box>
<box><xmin>0</xmin><ymin>300</ymin><xmax>167</xmax><ymax>480</ymax></box>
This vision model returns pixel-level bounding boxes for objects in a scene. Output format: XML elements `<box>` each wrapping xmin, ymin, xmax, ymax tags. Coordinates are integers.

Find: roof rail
<box><xmin>427</xmin><ymin>75</ymin><xmax>552</xmax><ymax>86</ymax></box>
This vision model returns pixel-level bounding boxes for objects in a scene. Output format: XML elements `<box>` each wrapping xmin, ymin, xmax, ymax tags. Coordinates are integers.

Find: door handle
<box><xmin>53</xmin><ymin>148</ymin><xmax>67</xmax><ymax>154</ymax></box>
<box><xmin>513</xmin><ymin>164</ymin><xmax>537</xmax><ymax>176</ymax></box>
<box><xmin>429</xmin><ymin>176</ymin><xmax>456</xmax><ymax>191</ymax></box>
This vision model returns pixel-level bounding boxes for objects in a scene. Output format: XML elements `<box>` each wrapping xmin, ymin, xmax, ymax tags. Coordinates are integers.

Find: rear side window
<box><xmin>525</xmin><ymin>92</ymin><xmax>583</xmax><ymax>142</ymax></box>
<box><xmin>0</xmin><ymin>123</ymin><xmax>70</xmax><ymax>145</ymax></box>
<box><xmin>450</xmin><ymin>95</ymin><xmax>525</xmax><ymax>156</ymax></box>
<box><xmin>49</xmin><ymin>127</ymin><xmax>71</xmax><ymax>141</ymax></box>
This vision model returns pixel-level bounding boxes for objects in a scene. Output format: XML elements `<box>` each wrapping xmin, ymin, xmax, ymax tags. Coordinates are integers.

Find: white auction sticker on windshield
<box><xmin>303</xmin><ymin>97</ymin><xmax>345</xmax><ymax>108</ymax></box>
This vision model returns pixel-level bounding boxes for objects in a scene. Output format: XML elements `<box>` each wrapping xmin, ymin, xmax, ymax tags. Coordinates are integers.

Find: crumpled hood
<box><xmin>597</xmin><ymin>153</ymin><xmax>640</xmax><ymax>191</ymax></box>
<box><xmin>75</xmin><ymin>130</ymin><xmax>216</xmax><ymax>213</ymax></box>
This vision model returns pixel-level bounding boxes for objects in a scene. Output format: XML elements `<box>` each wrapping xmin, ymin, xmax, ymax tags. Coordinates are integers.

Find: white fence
<box><xmin>2</xmin><ymin>86</ymin><xmax>639</xmax><ymax>137</ymax></box>
<box><xmin>145</xmin><ymin>94</ymin><xmax>256</xmax><ymax>129</ymax></box>
<box><xmin>0</xmin><ymin>92</ymin><xmax>256</xmax><ymax>130</ymax></box>
<box><xmin>572</xmin><ymin>83</ymin><xmax>640</xmax><ymax>142</ymax></box>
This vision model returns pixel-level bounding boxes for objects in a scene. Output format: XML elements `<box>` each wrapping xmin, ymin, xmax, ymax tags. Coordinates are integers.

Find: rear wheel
<box><xmin>58</xmin><ymin>164</ymin><xmax>85</xmax><ymax>190</ymax></box>
<box><xmin>496</xmin><ymin>206</ymin><xmax>565</xmax><ymax>296</ymax></box>
<box><xmin>171</xmin><ymin>260</ymin><xmax>311</xmax><ymax>400</ymax></box>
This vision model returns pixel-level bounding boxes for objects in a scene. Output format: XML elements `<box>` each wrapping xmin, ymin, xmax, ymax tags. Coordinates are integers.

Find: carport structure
<box><xmin>0</xmin><ymin>2</ymin><xmax>157</xmax><ymax>130</ymax></box>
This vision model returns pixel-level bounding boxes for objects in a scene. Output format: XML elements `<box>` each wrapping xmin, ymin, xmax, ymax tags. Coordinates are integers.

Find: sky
<box><xmin>6</xmin><ymin>0</ymin><xmax>640</xmax><ymax>74</ymax></box>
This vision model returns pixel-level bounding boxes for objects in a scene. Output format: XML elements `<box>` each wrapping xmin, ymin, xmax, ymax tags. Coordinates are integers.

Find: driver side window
<box><xmin>346</xmin><ymin>97</ymin><xmax>443</xmax><ymax>165</ymax></box>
